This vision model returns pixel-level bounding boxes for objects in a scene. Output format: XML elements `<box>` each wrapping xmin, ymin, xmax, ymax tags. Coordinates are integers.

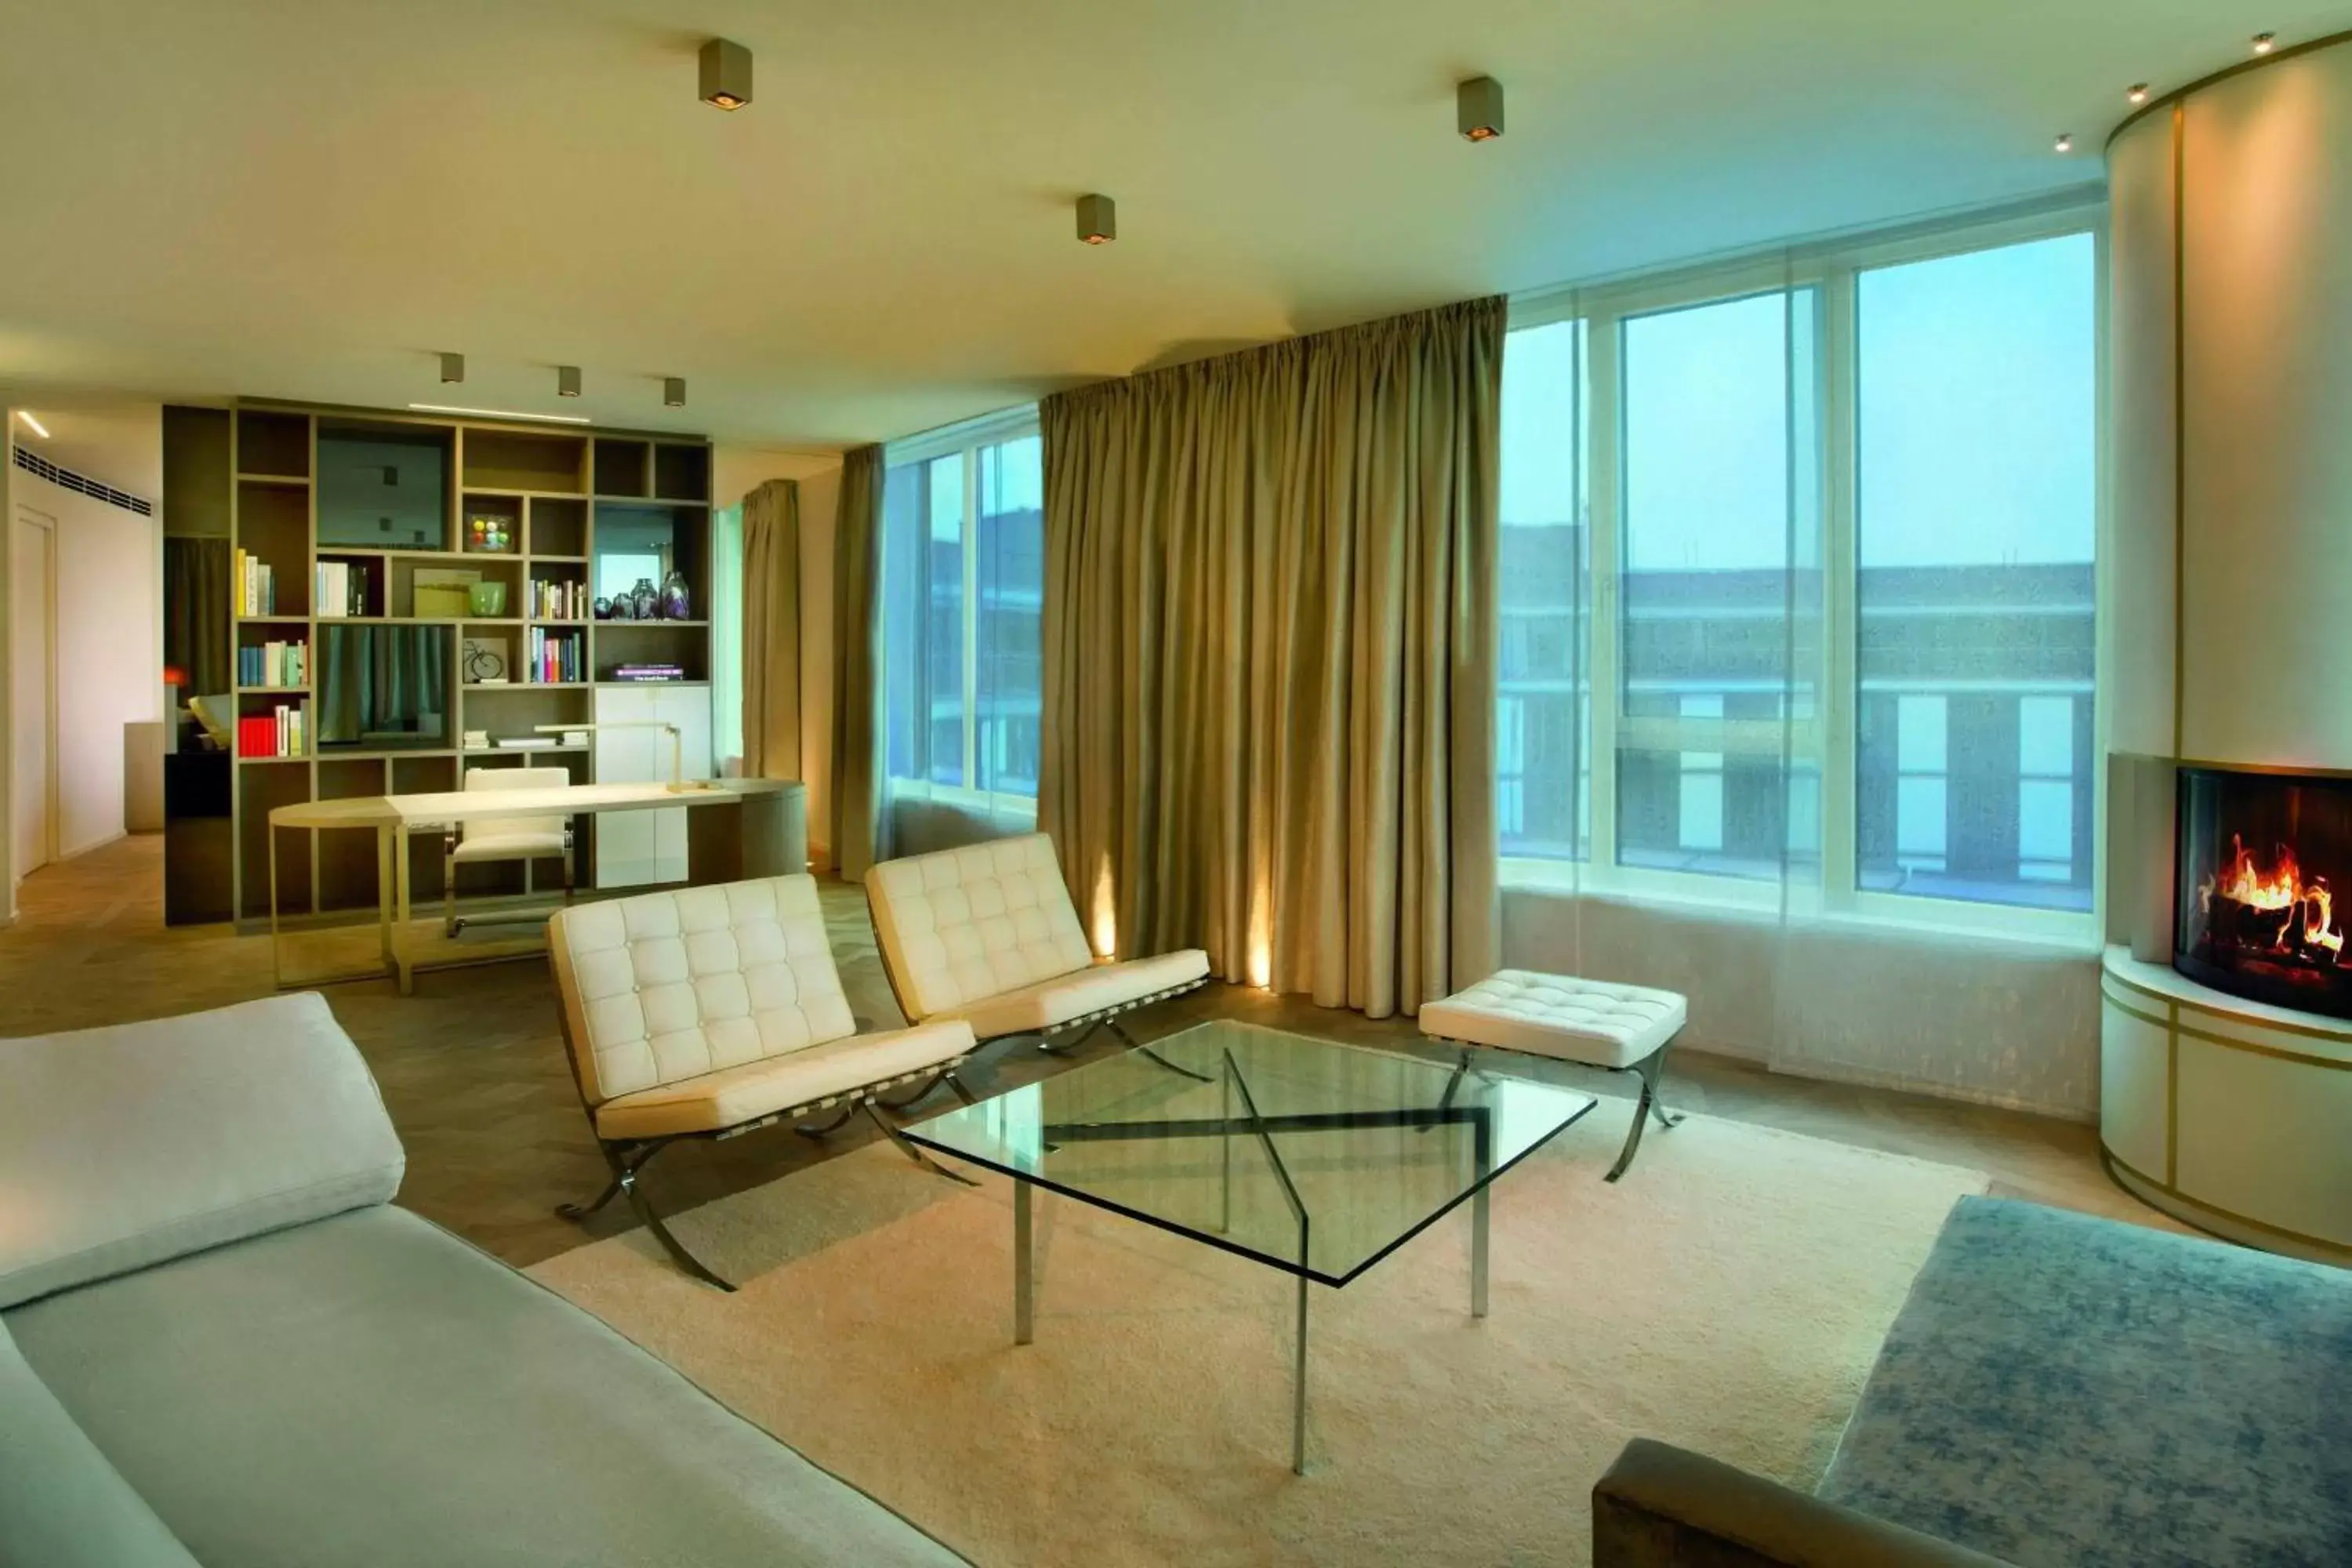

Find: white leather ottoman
<box><xmin>1421</xmin><ymin>971</ymin><xmax>1687</xmax><ymax>1181</ymax></box>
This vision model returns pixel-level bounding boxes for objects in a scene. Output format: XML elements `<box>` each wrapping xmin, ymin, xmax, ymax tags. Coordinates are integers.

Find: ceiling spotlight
<box><xmin>1076</xmin><ymin>193</ymin><xmax>1116</xmax><ymax>245</ymax></box>
<box><xmin>557</xmin><ymin>365</ymin><xmax>582</xmax><ymax>398</ymax></box>
<box><xmin>663</xmin><ymin>377</ymin><xmax>686</xmax><ymax>408</ymax></box>
<box><xmin>438</xmin><ymin>351</ymin><xmax>465</xmax><ymax>384</ymax></box>
<box><xmin>700</xmin><ymin>38</ymin><xmax>752</xmax><ymax>109</ymax></box>
<box><xmin>15</xmin><ymin>410</ymin><xmax>49</xmax><ymax>439</ymax></box>
<box><xmin>2253</xmin><ymin>32</ymin><xmax>2277</xmax><ymax>55</ymax></box>
<box><xmin>2054</xmin><ymin>132</ymin><xmax>2074</xmax><ymax>154</ymax></box>
<box><xmin>2127</xmin><ymin>83</ymin><xmax>2151</xmax><ymax>104</ymax></box>
<box><xmin>1457</xmin><ymin>75</ymin><xmax>1504</xmax><ymax>143</ymax></box>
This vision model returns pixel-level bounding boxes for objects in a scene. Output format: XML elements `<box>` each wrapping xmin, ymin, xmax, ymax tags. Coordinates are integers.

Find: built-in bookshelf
<box><xmin>183</xmin><ymin>401</ymin><xmax>713</xmax><ymax>927</ymax></box>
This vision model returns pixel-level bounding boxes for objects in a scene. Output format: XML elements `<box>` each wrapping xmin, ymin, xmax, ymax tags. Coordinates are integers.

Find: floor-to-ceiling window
<box><xmin>881</xmin><ymin>410</ymin><xmax>1044</xmax><ymax>815</ymax></box>
<box><xmin>1498</xmin><ymin>208</ymin><xmax>2100</xmax><ymax>935</ymax></box>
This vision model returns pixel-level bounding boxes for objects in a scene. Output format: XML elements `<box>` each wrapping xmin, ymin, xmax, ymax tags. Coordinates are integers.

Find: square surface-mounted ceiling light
<box><xmin>557</xmin><ymin>365</ymin><xmax>582</xmax><ymax>398</ymax></box>
<box><xmin>701</xmin><ymin>38</ymin><xmax>752</xmax><ymax>109</ymax></box>
<box><xmin>438</xmin><ymin>351</ymin><xmax>464</xmax><ymax>384</ymax></box>
<box><xmin>663</xmin><ymin>377</ymin><xmax>686</xmax><ymax>408</ymax></box>
<box><xmin>1076</xmin><ymin>193</ymin><xmax>1116</xmax><ymax>245</ymax></box>
<box><xmin>1458</xmin><ymin>76</ymin><xmax>1504</xmax><ymax>142</ymax></box>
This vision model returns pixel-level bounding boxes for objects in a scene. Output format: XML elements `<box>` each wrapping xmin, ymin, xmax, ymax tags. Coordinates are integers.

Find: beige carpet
<box><xmin>529</xmin><ymin>1108</ymin><xmax>1987</xmax><ymax>1567</ymax></box>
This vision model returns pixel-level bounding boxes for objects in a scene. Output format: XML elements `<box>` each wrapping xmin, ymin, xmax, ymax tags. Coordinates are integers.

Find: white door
<box><xmin>592</xmin><ymin>684</ymin><xmax>713</xmax><ymax>887</ymax></box>
<box><xmin>11</xmin><ymin>509</ymin><xmax>56</xmax><ymax>881</ymax></box>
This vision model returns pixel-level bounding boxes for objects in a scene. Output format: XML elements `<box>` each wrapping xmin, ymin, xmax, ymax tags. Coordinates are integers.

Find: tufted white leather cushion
<box><xmin>592</xmin><ymin>1020</ymin><xmax>974</xmax><ymax>1140</ymax></box>
<box><xmin>938</xmin><ymin>949</ymin><xmax>1211</xmax><ymax>1040</ymax></box>
<box><xmin>1420</xmin><ymin>970</ymin><xmax>1686</xmax><ymax>1069</ymax></box>
<box><xmin>550</xmin><ymin>876</ymin><xmax>858</xmax><ymax>1107</ymax></box>
<box><xmin>866</xmin><ymin>834</ymin><xmax>1097</xmax><ymax>1022</ymax></box>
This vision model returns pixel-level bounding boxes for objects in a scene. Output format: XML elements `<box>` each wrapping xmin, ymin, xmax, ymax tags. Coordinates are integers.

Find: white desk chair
<box><xmin>443</xmin><ymin>765</ymin><xmax>575</xmax><ymax>936</ymax></box>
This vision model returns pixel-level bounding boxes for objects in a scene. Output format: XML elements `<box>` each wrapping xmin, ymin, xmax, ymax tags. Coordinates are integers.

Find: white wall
<box><xmin>8</xmin><ymin>449</ymin><xmax>162</xmax><ymax>865</ymax></box>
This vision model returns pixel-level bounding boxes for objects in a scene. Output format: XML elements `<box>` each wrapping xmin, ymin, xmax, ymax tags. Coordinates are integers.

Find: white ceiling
<box><xmin>0</xmin><ymin>2</ymin><xmax>2339</xmax><ymax>452</ymax></box>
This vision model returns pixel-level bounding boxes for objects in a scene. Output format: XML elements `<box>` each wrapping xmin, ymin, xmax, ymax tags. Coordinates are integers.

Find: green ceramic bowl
<box><xmin>467</xmin><ymin>580</ymin><xmax>508</xmax><ymax>617</ymax></box>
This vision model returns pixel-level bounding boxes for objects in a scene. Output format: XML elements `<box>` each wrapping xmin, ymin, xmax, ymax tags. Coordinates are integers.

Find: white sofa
<box><xmin>0</xmin><ymin>993</ymin><xmax>965</xmax><ymax>1567</ymax></box>
<box><xmin>865</xmin><ymin>833</ymin><xmax>1210</xmax><ymax>1060</ymax></box>
<box><xmin>548</xmin><ymin>874</ymin><xmax>978</xmax><ymax>1289</ymax></box>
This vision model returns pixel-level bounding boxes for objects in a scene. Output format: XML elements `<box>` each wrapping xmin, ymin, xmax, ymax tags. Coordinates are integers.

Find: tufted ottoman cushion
<box><xmin>1420</xmin><ymin>970</ymin><xmax>1686</xmax><ymax>1069</ymax></box>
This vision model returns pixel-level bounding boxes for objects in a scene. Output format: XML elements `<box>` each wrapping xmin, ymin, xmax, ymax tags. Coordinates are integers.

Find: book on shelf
<box><xmin>493</xmin><ymin>736</ymin><xmax>559</xmax><ymax>750</ymax></box>
<box><xmin>524</xmin><ymin>626</ymin><xmax>583</xmax><ymax>684</ymax></box>
<box><xmin>237</xmin><ymin>703</ymin><xmax>305</xmax><ymax>758</ymax></box>
<box><xmin>233</xmin><ymin>550</ymin><xmax>277</xmax><ymax>616</ymax></box>
<box><xmin>238</xmin><ymin>638</ymin><xmax>308</xmax><ymax>688</ymax></box>
<box><xmin>528</xmin><ymin>578</ymin><xmax>587</xmax><ymax>619</ymax></box>
<box><xmin>610</xmin><ymin>663</ymin><xmax>686</xmax><ymax>683</ymax></box>
<box><xmin>314</xmin><ymin>559</ymin><xmax>373</xmax><ymax>619</ymax></box>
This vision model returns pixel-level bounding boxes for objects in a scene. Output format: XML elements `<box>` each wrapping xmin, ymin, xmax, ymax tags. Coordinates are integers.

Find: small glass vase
<box><xmin>659</xmin><ymin>569</ymin><xmax>691</xmax><ymax>621</ymax></box>
<box><xmin>629</xmin><ymin>577</ymin><xmax>659</xmax><ymax>621</ymax></box>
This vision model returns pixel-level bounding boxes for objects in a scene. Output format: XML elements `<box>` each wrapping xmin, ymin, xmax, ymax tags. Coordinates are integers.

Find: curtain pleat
<box><xmin>741</xmin><ymin>478</ymin><xmax>801</xmax><ymax>780</ymax></box>
<box><xmin>830</xmin><ymin>445</ymin><xmax>887</xmax><ymax>880</ymax></box>
<box><xmin>162</xmin><ymin>537</ymin><xmax>232</xmax><ymax>695</ymax></box>
<box><xmin>1040</xmin><ymin>296</ymin><xmax>1502</xmax><ymax>1019</ymax></box>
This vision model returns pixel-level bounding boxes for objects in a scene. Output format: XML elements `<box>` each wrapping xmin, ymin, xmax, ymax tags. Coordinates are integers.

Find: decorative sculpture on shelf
<box><xmin>659</xmin><ymin>569</ymin><xmax>691</xmax><ymax>621</ymax></box>
<box><xmin>629</xmin><ymin>577</ymin><xmax>659</xmax><ymax>621</ymax></box>
<box><xmin>593</xmin><ymin>595</ymin><xmax>615</xmax><ymax>620</ymax></box>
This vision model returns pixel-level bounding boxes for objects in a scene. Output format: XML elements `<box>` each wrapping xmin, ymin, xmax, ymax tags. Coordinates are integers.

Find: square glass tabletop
<box><xmin>904</xmin><ymin>1018</ymin><xmax>1596</xmax><ymax>1287</ymax></box>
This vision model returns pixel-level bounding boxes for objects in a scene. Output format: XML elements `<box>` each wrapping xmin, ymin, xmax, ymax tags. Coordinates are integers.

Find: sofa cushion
<box><xmin>0</xmin><ymin>1318</ymin><xmax>199</xmax><ymax>1567</ymax></box>
<box><xmin>0</xmin><ymin>993</ymin><xmax>404</xmax><ymax>1309</ymax></box>
<box><xmin>3</xmin><ymin>1204</ymin><xmax>964</xmax><ymax>1568</ymax></box>
<box><xmin>1819</xmin><ymin>1196</ymin><xmax>2352</xmax><ymax>1568</ymax></box>
<box><xmin>934</xmin><ymin>949</ymin><xmax>1210</xmax><ymax>1040</ymax></box>
<box><xmin>866</xmin><ymin>833</ymin><xmax>1096</xmax><ymax>1021</ymax></box>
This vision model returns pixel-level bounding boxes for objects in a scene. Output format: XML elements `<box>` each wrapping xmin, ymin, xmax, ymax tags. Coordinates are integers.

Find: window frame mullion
<box><xmin>1820</xmin><ymin>263</ymin><xmax>1860</xmax><ymax>908</ymax></box>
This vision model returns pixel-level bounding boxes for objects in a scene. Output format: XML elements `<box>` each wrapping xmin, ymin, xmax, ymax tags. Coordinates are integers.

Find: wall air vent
<box><xmin>12</xmin><ymin>444</ymin><xmax>154</xmax><ymax>517</ymax></box>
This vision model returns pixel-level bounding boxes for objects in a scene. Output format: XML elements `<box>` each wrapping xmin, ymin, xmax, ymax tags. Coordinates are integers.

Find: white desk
<box><xmin>268</xmin><ymin>778</ymin><xmax>805</xmax><ymax>993</ymax></box>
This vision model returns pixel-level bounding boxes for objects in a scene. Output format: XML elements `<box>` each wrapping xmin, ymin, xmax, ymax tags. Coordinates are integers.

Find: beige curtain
<box><xmin>1040</xmin><ymin>296</ymin><xmax>1503</xmax><ymax>1019</ymax></box>
<box><xmin>741</xmin><ymin>478</ymin><xmax>800</xmax><ymax>779</ymax></box>
<box><xmin>830</xmin><ymin>445</ymin><xmax>887</xmax><ymax>880</ymax></box>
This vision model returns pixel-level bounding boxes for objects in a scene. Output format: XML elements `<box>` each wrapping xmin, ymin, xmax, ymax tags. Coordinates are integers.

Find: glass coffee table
<box><xmin>904</xmin><ymin>1018</ymin><xmax>1597</xmax><ymax>1473</ymax></box>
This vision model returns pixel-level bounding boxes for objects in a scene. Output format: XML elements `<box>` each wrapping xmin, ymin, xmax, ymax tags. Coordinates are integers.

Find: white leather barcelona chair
<box><xmin>549</xmin><ymin>874</ymin><xmax>978</xmax><ymax>1290</ymax></box>
<box><xmin>865</xmin><ymin>833</ymin><xmax>1210</xmax><ymax>1079</ymax></box>
<box><xmin>443</xmin><ymin>765</ymin><xmax>574</xmax><ymax>937</ymax></box>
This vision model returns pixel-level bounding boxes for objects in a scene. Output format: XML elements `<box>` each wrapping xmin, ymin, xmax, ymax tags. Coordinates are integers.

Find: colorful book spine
<box><xmin>235</xmin><ymin>704</ymin><xmax>304</xmax><ymax>758</ymax></box>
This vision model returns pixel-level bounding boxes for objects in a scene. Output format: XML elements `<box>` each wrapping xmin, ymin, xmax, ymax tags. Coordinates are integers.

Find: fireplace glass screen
<box><xmin>2176</xmin><ymin>766</ymin><xmax>2352</xmax><ymax>1018</ymax></box>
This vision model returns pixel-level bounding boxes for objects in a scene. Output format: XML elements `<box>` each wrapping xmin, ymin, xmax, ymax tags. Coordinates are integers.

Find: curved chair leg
<box><xmin>557</xmin><ymin>1174</ymin><xmax>622</xmax><ymax>1221</ymax></box>
<box><xmin>1604</xmin><ymin>1048</ymin><xmax>1683</xmax><ymax>1184</ymax></box>
<box><xmin>795</xmin><ymin>1100</ymin><xmax>860</xmax><ymax>1138</ymax></box>
<box><xmin>616</xmin><ymin>1145</ymin><xmax>735</xmax><ymax>1290</ymax></box>
<box><xmin>875</xmin><ymin>1071</ymin><xmax>947</xmax><ymax>1112</ymax></box>
<box><xmin>1108</xmin><ymin>1017</ymin><xmax>1214</xmax><ymax>1083</ymax></box>
<box><xmin>863</xmin><ymin>1100</ymin><xmax>978</xmax><ymax>1187</ymax></box>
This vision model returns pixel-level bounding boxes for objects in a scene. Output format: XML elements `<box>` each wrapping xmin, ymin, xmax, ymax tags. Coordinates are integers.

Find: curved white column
<box><xmin>2103</xmin><ymin>35</ymin><xmax>2352</xmax><ymax>1256</ymax></box>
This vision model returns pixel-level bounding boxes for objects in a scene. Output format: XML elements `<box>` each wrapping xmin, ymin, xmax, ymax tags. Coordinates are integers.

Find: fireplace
<box><xmin>2175</xmin><ymin>766</ymin><xmax>2352</xmax><ymax>1017</ymax></box>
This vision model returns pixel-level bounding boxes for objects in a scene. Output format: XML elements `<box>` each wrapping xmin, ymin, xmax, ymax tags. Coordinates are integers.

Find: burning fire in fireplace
<box><xmin>2198</xmin><ymin>833</ymin><xmax>2347</xmax><ymax>965</ymax></box>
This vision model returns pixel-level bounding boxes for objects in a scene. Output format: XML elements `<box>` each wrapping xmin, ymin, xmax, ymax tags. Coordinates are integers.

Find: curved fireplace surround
<box><xmin>2176</xmin><ymin>768</ymin><xmax>2352</xmax><ymax>1018</ymax></box>
<box><xmin>2101</xmin><ymin>31</ymin><xmax>2352</xmax><ymax>1265</ymax></box>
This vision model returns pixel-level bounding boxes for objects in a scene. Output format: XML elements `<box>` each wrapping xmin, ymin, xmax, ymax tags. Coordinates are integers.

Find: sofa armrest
<box><xmin>0</xmin><ymin>993</ymin><xmax>404</xmax><ymax>1308</ymax></box>
<box><xmin>1594</xmin><ymin>1440</ymin><xmax>2018</xmax><ymax>1568</ymax></box>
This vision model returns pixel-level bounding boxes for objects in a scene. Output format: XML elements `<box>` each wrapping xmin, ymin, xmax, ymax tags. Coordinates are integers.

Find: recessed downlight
<box><xmin>2127</xmin><ymin>83</ymin><xmax>2151</xmax><ymax>105</ymax></box>
<box><xmin>2253</xmin><ymin>32</ymin><xmax>2278</xmax><ymax>55</ymax></box>
<box><xmin>2054</xmin><ymin>133</ymin><xmax>2074</xmax><ymax>154</ymax></box>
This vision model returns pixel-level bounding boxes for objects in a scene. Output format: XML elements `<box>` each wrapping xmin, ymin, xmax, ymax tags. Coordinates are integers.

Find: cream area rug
<box><xmin>528</xmin><ymin>1109</ymin><xmax>1987</xmax><ymax>1567</ymax></box>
